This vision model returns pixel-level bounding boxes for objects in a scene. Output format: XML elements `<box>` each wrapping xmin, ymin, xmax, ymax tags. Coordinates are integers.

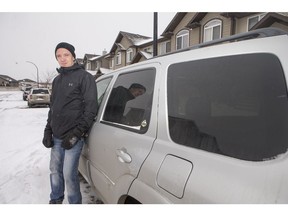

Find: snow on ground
<box><xmin>0</xmin><ymin>90</ymin><xmax>285</xmax><ymax>216</ymax></box>
<box><xmin>0</xmin><ymin>90</ymin><xmax>99</xmax><ymax>204</ymax></box>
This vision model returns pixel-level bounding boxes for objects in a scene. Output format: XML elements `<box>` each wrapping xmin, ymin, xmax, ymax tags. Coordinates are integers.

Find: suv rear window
<box><xmin>32</xmin><ymin>89</ymin><xmax>49</xmax><ymax>94</ymax></box>
<box><xmin>168</xmin><ymin>53</ymin><xmax>288</xmax><ymax>161</ymax></box>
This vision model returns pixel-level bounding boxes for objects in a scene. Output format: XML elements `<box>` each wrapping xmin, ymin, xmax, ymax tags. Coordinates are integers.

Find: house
<box><xmin>18</xmin><ymin>78</ymin><xmax>37</xmax><ymax>90</ymax></box>
<box><xmin>160</xmin><ymin>12</ymin><xmax>288</xmax><ymax>53</ymax></box>
<box><xmin>107</xmin><ymin>31</ymin><xmax>152</xmax><ymax>70</ymax></box>
<box><xmin>83</xmin><ymin>54</ymin><xmax>99</xmax><ymax>71</ymax></box>
<box><xmin>89</xmin><ymin>12</ymin><xmax>288</xmax><ymax>77</ymax></box>
<box><xmin>0</xmin><ymin>74</ymin><xmax>18</xmax><ymax>87</ymax></box>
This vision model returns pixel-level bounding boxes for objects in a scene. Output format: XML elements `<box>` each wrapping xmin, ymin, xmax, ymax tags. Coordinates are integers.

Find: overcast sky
<box><xmin>0</xmin><ymin>12</ymin><xmax>176</xmax><ymax>81</ymax></box>
<box><xmin>0</xmin><ymin>0</ymin><xmax>285</xmax><ymax>82</ymax></box>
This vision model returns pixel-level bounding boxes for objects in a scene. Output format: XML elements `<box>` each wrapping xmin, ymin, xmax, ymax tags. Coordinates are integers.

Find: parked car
<box><xmin>22</xmin><ymin>86</ymin><xmax>32</xmax><ymax>101</ymax></box>
<box><xmin>27</xmin><ymin>88</ymin><xmax>50</xmax><ymax>108</ymax></box>
<box><xmin>79</xmin><ymin>28</ymin><xmax>288</xmax><ymax>204</ymax></box>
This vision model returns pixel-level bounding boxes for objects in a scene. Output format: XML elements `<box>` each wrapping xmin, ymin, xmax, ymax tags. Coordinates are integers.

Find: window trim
<box><xmin>203</xmin><ymin>19</ymin><xmax>222</xmax><ymax>42</ymax></box>
<box><xmin>159</xmin><ymin>41</ymin><xmax>171</xmax><ymax>55</ymax></box>
<box><xmin>101</xmin><ymin>68</ymin><xmax>156</xmax><ymax>134</ymax></box>
<box><xmin>126</xmin><ymin>48</ymin><xmax>133</xmax><ymax>63</ymax></box>
<box><xmin>247</xmin><ymin>13</ymin><xmax>266</xmax><ymax>30</ymax></box>
<box><xmin>176</xmin><ymin>29</ymin><xmax>189</xmax><ymax>50</ymax></box>
<box><xmin>116</xmin><ymin>51</ymin><xmax>121</xmax><ymax>65</ymax></box>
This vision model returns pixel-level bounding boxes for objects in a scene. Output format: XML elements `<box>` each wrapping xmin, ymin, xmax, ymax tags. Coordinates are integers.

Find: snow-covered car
<box><xmin>27</xmin><ymin>88</ymin><xmax>50</xmax><ymax>108</ymax></box>
<box><xmin>79</xmin><ymin>28</ymin><xmax>288</xmax><ymax>204</ymax></box>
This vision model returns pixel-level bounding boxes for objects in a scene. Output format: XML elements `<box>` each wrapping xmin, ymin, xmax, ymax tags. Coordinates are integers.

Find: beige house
<box><xmin>106</xmin><ymin>31</ymin><xmax>152</xmax><ymax>70</ymax></box>
<box><xmin>161</xmin><ymin>12</ymin><xmax>288</xmax><ymax>54</ymax></box>
<box><xmin>84</xmin><ymin>12</ymin><xmax>288</xmax><ymax>76</ymax></box>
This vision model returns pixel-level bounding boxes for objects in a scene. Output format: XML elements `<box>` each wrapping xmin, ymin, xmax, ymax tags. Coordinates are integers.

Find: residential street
<box><xmin>0</xmin><ymin>90</ymin><xmax>99</xmax><ymax>204</ymax></box>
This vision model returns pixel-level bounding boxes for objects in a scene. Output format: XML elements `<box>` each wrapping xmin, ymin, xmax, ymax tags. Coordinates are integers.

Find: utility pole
<box><xmin>153</xmin><ymin>12</ymin><xmax>158</xmax><ymax>57</ymax></box>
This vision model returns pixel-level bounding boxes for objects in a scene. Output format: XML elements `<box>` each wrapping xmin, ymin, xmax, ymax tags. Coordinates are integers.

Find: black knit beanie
<box><xmin>55</xmin><ymin>42</ymin><xmax>76</xmax><ymax>59</ymax></box>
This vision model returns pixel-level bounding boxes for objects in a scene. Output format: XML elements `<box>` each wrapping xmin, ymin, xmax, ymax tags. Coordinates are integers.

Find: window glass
<box><xmin>204</xmin><ymin>19</ymin><xmax>221</xmax><ymax>42</ymax></box>
<box><xmin>126</xmin><ymin>48</ymin><xmax>133</xmax><ymax>63</ymax></box>
<box><xmin>116</xmin><ymin>52</ymin><xmax>121</xmax><ymax>65</ymax></box>
<box><xmin>33</xmin><ymin>89</ymin><xmax>49</xmax><ymax>94</ymax></box>
<box><xmin>176</xmin><ymin>30</ymin><xmax>189</xmax><ymax>50</ymax></box>
<box><xmin>96</xmin><ymin>77</ymin><xmax>112</xmax><ymax>112</ymax></box>
<box><xmin>160</xmin><ymin>41</ymin><xmax>171</xmax><ymax>55</ymax></box>
<box><xmin>248</xmin><ymin>14</ymin><xmax>266</xmax><ymax>30</ymax></box>
<box><xmin>102</xmin><ymin>69</ymin><xmax>156</xmax><ymax>133</ymax></box>
<box><xmin>168</xmin><ymin>53</ymin><xmax>288</xmax><ymax>161</ymax></box>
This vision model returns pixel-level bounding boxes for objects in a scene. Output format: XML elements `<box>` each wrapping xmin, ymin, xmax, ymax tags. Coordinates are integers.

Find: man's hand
<box><xmin>62</xmin><ymin>133</ymin><xmax>78</xmax><ymax>150</ymax></box>
<box><xmin>42</xmin><ymin>126</ymin><xmax>54</xmax><ymax>148</ymax></box>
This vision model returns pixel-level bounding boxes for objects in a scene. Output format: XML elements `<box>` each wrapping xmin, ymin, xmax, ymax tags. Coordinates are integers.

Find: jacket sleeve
<box><xmin>74</xmin><ymin>72</ymin><xmax>98</xmax><ymax>136</ymax></box>
<box><xmin>44</xmin><ymin>81</ymin><xmax>54</xmax><ymax>133</ymax></box>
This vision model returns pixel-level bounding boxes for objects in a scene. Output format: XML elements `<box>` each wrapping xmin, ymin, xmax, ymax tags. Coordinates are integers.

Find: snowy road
<box><xmin>0</xmin><ymin>90</ymin><xmax>98</xmax><ymax>204</ymax></box>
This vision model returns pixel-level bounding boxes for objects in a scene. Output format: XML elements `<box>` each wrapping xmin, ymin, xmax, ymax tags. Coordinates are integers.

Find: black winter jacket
<box><xmin>46</xmin><ymin>63</ymin><xmax>98</xmax><ymax>139</ymax></box>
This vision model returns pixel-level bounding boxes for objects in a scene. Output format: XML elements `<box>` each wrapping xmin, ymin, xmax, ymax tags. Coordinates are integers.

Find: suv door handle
<box><xmin>116</xmin><ymin>148</ymin><xmax>132</xmax><ymax>163</ymax></box>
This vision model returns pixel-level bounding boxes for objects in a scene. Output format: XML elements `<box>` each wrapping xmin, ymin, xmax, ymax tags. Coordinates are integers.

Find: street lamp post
<box><xmin>26</xmin><ymin>61</ymin><xmax>39</xmax><ymax>87</ymax></box>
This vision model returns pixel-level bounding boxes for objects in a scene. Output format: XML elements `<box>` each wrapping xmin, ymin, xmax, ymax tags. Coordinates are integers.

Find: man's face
<box><xmin>56</xmin><ymin>48</ymin><xmax>75</xmax><ymax>68</ymax></box>
<box><xmin>130</xmin><ymin>88</ymin><xmax>145</xmax><ymax>97</ymax></box>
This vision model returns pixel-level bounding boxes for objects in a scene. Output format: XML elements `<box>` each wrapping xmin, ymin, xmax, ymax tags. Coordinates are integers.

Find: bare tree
<box><xmin>42</xmin><ymin>70</ymin><xmax>57</xmax><ymax>88</ymax></box>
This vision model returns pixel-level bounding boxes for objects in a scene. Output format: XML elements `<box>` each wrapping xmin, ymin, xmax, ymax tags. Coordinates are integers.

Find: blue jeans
<box><xmin>49</xmin><ymin>137</ymin><xmax>84</xmax><ymax>204</ymax></box>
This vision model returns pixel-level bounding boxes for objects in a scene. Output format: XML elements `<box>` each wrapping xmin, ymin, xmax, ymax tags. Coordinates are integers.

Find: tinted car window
<box><xmin>32</xmin><ymin>89</ymin><xmax>49</xmax><ymax>94</ymax></box>
<box><xmin>102</xmin><ymin>68</ymin><xmax>156</xmax><ymax>133</ymax></box>
<box><xmin>96</xmin><ymin>77</ymin><xmax>112</xmax><ymax>112</ymax></box>
<box><xmin>168</xmin><ymin>53</ymin><xmax>288</xmax><ymax>161</ymax></box>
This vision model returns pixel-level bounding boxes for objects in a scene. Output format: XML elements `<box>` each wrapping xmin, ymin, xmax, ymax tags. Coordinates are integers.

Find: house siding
<box><xmin>272</xmin><ymin>22</ymin><xmax>288</xmax><ymax>32</ymax></box>
<box><xmin>170</xmin><ymin>13</ymin><xmax>196</xmax><ymax>51</ymax></box>
<box><xmin>200</xmin><ymin>13</ymin><xmax>232</xmax><ymax>41</ymax></box>
<box><xmin>97</xmin><ymin>12</ymin><xmax>288</xmax><ymax>75</ymax></box>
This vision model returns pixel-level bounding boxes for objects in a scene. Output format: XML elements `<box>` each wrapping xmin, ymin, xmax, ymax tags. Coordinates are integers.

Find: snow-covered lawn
<box><xmin>0</xmin><ymin>90</ymin><xmax>98</xmax><ymax>204</ymax></box>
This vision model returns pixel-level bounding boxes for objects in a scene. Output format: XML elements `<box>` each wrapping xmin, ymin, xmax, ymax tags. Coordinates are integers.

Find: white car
<box><xmin>27</xmin><ymin>88</ymin><xmax>50</xmax><ymax>108</ymax></box>
<box><xmin>79</xmin><ymin>28</ymin><xmax>288</xmax><ymax>204</ymax></box>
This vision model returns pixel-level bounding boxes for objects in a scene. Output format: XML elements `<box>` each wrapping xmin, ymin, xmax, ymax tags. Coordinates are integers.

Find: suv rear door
<box><xmin>133</xmin><ymin>51</ymin><xmax>288</xmax><ymax>203</ymax></box>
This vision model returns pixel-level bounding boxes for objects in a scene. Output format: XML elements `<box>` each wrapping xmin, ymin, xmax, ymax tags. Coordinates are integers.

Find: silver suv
<box><xmin>79</xmin><ymin>28</ymin><xmax>288</xmax><ymax>203</ymax></box>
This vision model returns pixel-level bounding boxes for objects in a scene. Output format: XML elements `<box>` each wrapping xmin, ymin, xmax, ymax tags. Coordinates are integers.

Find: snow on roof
<box><xmin>133</xmin><ymin>38</ymin><xmax>153</xmax><ymax>46</ymax></box>
<box><xmin>139</xmin><ymin>51</ymin><xmax>153</xmax><ymax>59</ymax></box>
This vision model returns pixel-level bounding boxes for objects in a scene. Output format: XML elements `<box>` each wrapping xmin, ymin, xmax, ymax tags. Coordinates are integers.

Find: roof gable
<box><xmin>131</xmin><ymin>51</ymin><xmax>153</xmax><ymax>64</ymax></box>
<box><xmin>0</xmin><ymin>74</ymin><xmax>18</xmax><ymax>82</ymax></box>
<box><xmin>84</xmin><ymin>54</ymin><xmax>99</xmax><ymax>61</ymax></box>
<box><xmin>110</xmin><ymin>31</ymin><xmax>151</xmax><ymax>53</ymax></box>
<box><xmin>251</xmin><ymin>12</ymin><xmax>288</xmax><ymax>30</ymax></box>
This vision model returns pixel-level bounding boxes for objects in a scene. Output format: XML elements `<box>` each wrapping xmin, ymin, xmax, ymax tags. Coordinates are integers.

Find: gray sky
<box><xmin>0</xmin><ymin>12</ymin><xmax>175</xmax><ymax>81</ymax></box>
<box><xmin>0</xmin><ymin>0</ymin><xmax>283</xmax><ymax>82</ymax></box>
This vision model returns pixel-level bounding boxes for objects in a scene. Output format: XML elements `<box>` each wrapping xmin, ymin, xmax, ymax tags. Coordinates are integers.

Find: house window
<box><xmin>116</xmin><ymin>51</ymin><xmax>121</xmax><ymax>65</ymax></box>
<box><xmin>110</xmin><ymin>58</ymin><xmax>114</xmax><ymax>69</ymax></box>
<box><xmin>176</xmin><ymin>30</ymin><xmax>189</xmax><ymax>50</ymax></box>
<box><xmin>159</xmin><ymin>41</ymin><xmax>171</xmax><ymax>55</ymax></box>
<box><xmin>86</xmin><ymin>61</ymin><xmax>91</xmax><ymax>70</ymax></box>
<box><xmin>247</xmin><ymin>13</ymin><xmax>266</xmax><ymax>30</ymax></box>
<box><xmin>204</xmin><ymin>19</ymin><xmax>222</xmax><ymax>42</ymax></box>
<box><xmin>126</xmin><ymin>48</ymin><xmax>133</xmax><ymax>63</ymax></box>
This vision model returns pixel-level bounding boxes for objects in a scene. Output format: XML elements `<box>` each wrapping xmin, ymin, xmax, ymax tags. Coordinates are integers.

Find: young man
<box><xmin>42</xmin><ymin>42</ymin><xmax>98</xmax><ymax>204</ymax></box>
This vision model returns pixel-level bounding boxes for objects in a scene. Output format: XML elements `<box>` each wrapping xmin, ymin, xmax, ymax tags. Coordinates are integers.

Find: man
<box><xmin>42</xmin><ymin>42</ymin><xmax>98</xmax><ymax>204</ymax></box>
<box><xmin>103</xmin><ymin>83</ymin><xmax>146</xmax><ymax>123</ymax></box>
